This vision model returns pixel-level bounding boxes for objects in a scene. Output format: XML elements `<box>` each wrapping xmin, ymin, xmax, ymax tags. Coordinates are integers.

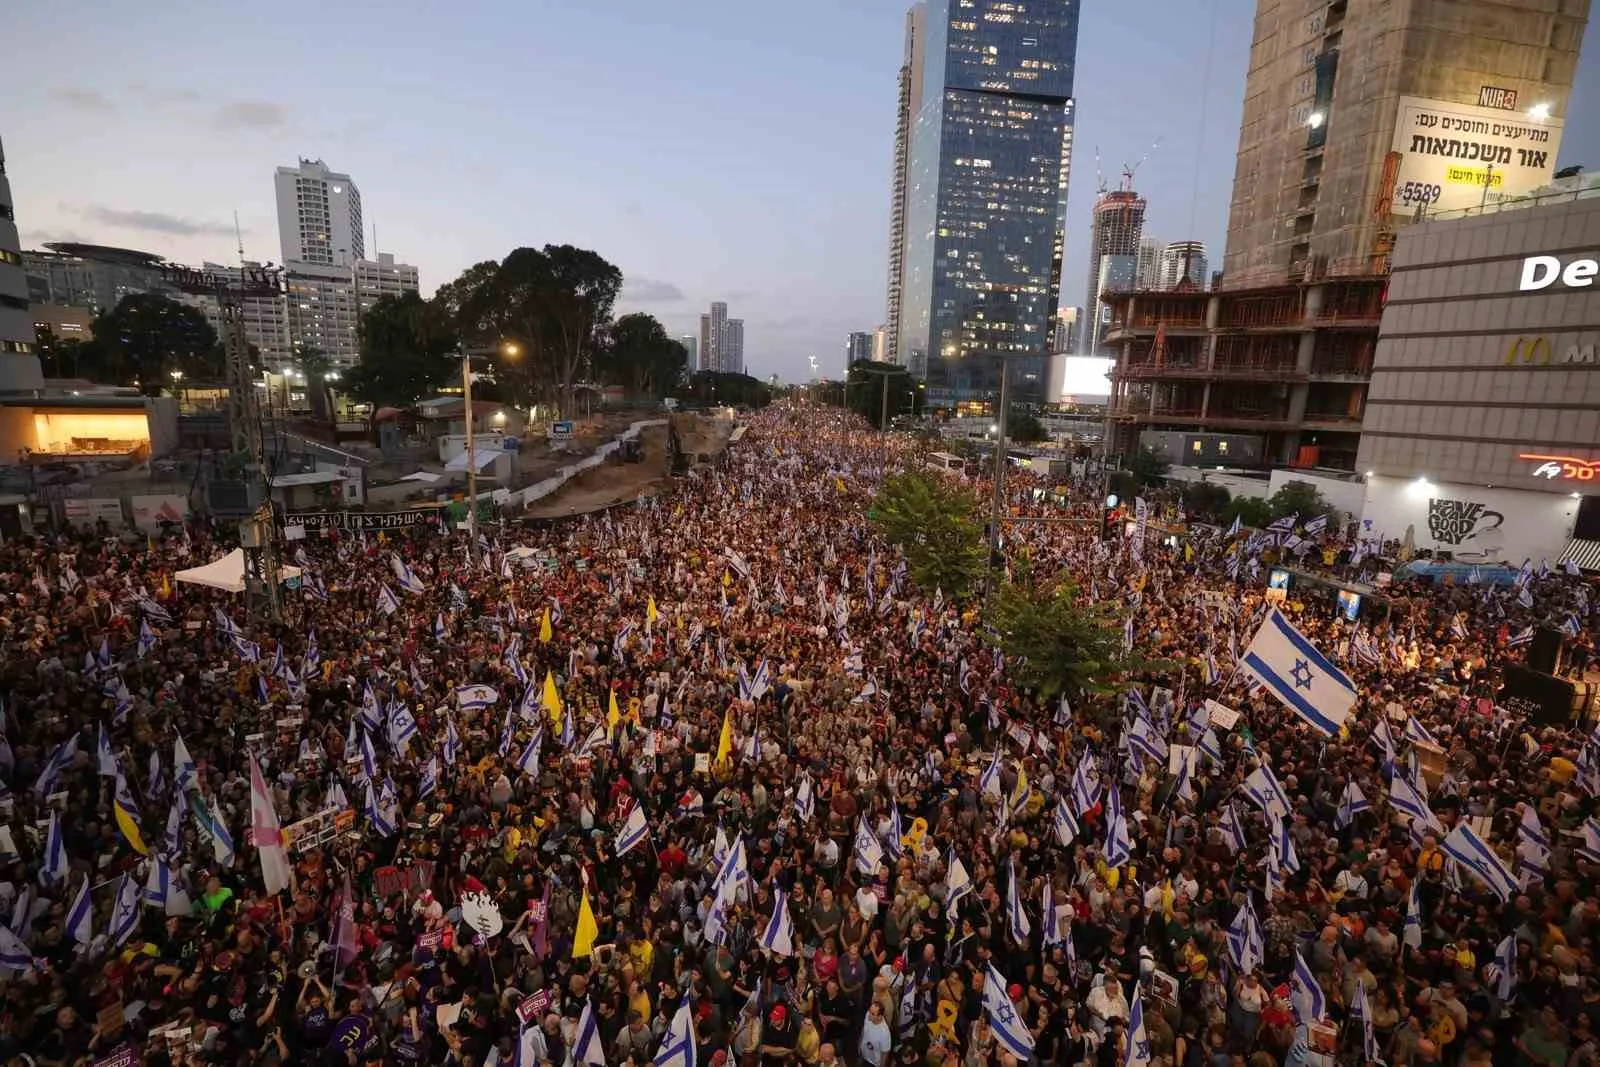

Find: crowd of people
<box><xmin>0</xmin><ymin>404</ymin><xmax>1596</xmax><ymax>1067</ymax></box>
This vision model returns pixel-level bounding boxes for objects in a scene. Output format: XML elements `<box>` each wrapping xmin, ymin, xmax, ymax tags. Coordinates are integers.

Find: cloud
<box><xmin>622</xmin><ymin>277</ymin><xmax>686</xmax><ymax>302</ymax></box>
<box><xmin>75</xmin><ymin>205</ymin><xmax>238</xmax><ymax>238</ymax></box>
<box><xmin>212</xmin><ymin>100</ymin><xmax>289</xmax><ymax>131</ymax></box>
<box><xmin>52</xmin><ymin>88</ymin><xmax>115</xmax><ymax>113</ymax></box>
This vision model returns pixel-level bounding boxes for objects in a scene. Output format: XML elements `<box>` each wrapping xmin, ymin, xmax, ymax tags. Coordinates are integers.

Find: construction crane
<box><xmin>1122</xmin><ymin>135</ymin><xmax>1163</xmax><ymax>191</ymax></box>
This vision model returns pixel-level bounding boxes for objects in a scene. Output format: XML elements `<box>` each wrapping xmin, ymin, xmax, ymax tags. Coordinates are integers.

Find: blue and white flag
<box><xmin>375</xmin><ymin>583</ymin><xmax>400</xmax><ymax>616</ymax></box>
<box><xmin>1492</xmin><ymin>934</ymin><xmax>1517</xmax><ymax>1001</ymax></box>
<box><xmin>981</xmin><ymin>962</ymin><xmax>1034</xmax><ymax>1060</ymax></box>
<box><xmin>1072</xmin><ymin>750</ymin><xmax>1100</xmax><ymax>816</ymax></box>
<box><xmin>1403</xmin><ymin>715</ymin><xmax>1436</xmax><ymax>747</ymax></box>
<box><xmin>365</xmin><ymin>780</ymin><xmax>396</xmax><ymax>838</ymax></box>
<box><xmin>978</xmin><ymin>747</ymin><xmax>1003</xmax><ymax>800</ymax></box>
<box><xmin>1290</xmin><ymin>950</ymin><xmax>1326</xmax><ymax>1024</ymax></box>
<box><xmin>945</xmin><ymin>849</ymin><xmax>973</xmax><ymax>913</ymax></box>
<box><xmin>1334</xmin><ymin>781</ymin><xmax>1370</xmax><ymax>830</ymax></box>
<box><xmin>136</xmin><ymin>618</ymin><xmax>158</xmax><ymax>660</ymax></box>
<box><xmin>95</xmin><ymin>726</ymin><xmax>118</xmax><ymax>778</ymax></box>
<box><xmin>143</xmin><ymin>854</ymin><xmax>172</xmax><ymax>909</ymax></box>
<box><xmin>795</xmin><ymin>774</ymin><xmax>815</xmax><ymax>823</ymax></box>
<box><xmin>173</xmin><ymin>734</ymin><xmax>198</xmax><ymax>794</ymax></box>
<box><xmin>387</xmin><ymin>703</ymin><xmax>418</xmax><ymax>754</ymax></box>
<box><xmin>419</xmin><ymin>757</ymin><xmax>439</xmax><ymax>800</ymax></box>
<box><xmin>1104</xmin><ymin>782</ymin><xmax>1132</xmax><ymax>868</ymax></box>
<box><xmin>1242</xmin><ymin>763</ymin><xmax>1291</xmax><ymax>823</ymax></box>
<box><xmin>516</xmin><ymin>731</ymin><xmax>543</xmax><ymax>778</ymax></box>
<box><xmin>357</xmin><ymin>729</ymin><xmax>378</xmax><ymax>781</ymax></box>
<box><xmin>760</xmin><ymin>886</ymin><xmax>796</xmax><ymax>957</ymax></box>
<box><xmin>886</xmin><ymin>802</ymin><xmax>905</xmax><ymax>860</ymax></box>
<box><xmin>572</xmin><ymin>997</ymin><xmax>606</xmax><ymax>1066</ymax></box>
<box><xmin>1227</xmin><ymin>898</ymin><xmax>1263</xmax><ymax>975</ymax></box>
<box><xmin>1440</xmin><ymin>822</ymin><xmax>1518</xmax><ymax>901</ymax></box>
<box><xmin>615</xmin><ymin>803</ymin><xmax>651</xmax><ymax>859</ymax></box>
<box><xmin>653</xmin><ymin>999</ymin><xmax>697</xmax><ymax>1067</ymax></box>
<box><xmin>854</xmin><ymin>815</ymin><xmax>885</xmax><ymax>876</ymax></box>
<box><xmin>66</xmin><ymin>875</ymin><xmax>92</xmax><ymax>945</ymax></box>
<box><xmin>1350</xmin><ymin>982</ymin><xmax>1379</xmax><ymax>1064</ymax></box>
<box><xmin>456</xmin><ymin>684</ymin><xmax>499</xmax><ymax>710</ymax></box>
<box><xmin>442</xmin><ymin>715</ymin><xmax>462</xmax><ymax>764</ymax></box>
<box><xmin>109</xmin><ymin>872</ymin><xmax>140</xmax><ymax>946</ymax></box>
<box><xmin>1052</xmin><ymin>796</ymin><xmax>1079</xmax><ymax>848</ymax></box>
<box><xmin>1271</xmin><ymin>813</ymin><xmax>1301</xmax><ymax>875</ymax></box>
<box><xmin>1219</xmin><ymin>803</ymin><xmax>1247</xmax><ymax>854</ymax></box>
<box><xmin>1041</xmin><ymin>879</ymin><xmax>1062</xmax><ymax>948</ymax></box>
<box><xmin>1241</xmin><ymin>608</ymin><xmax>1357</xmax><ymax>735</ymax></box>
<box><xmin>389</xmin><ymin>553</ymin><xmax>427</xmax><ymax>595</ymax></box>
<box><xmin>1124</xmin><ymin>982</ymin><xmax>1153</xmax><ymax>1067</ymax></box>
<box><xmin>1403</xmin><ymin>881</ymin><xmax>1423</xmax><ymax>949</ymax></box>
<box><xmin>39</xmin><ymin>812</ymin><xmax>66</xmax><ymax>888</ymax></box>
<box><xmin>1302</xmin><ymin>514</ymin><xmax>1329</xmax><ymax>536</ymax></box>
<box><xmin>206</xmin><ymin>795</ymin><xmax>235</xmax><ymax>867</ymax></box>
<box><xmin>1388</xmin><ymin>769</ymin><xmax>1443</xmax><ymax>836</ymax></box>
<box><xmin>1006</xmin><ymin>854</ymin><xmax>1031</xmax><ymax>944</ymax></box>
<box><xmin>0</xmin><ymin>927</ymin><xmax>30</xmax><ymax>974</ymax></box>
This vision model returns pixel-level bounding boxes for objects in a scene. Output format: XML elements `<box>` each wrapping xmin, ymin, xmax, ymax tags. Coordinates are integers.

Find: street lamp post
<box><xmin>461</xmin><ymin>348</ymin><xmax>478</xmax><ymax>560</ymax></box>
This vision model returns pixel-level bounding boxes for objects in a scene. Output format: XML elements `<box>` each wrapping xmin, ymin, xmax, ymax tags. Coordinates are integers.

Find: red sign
<box><xmin>1521</xmin><ymin>453</ymin><xmax>1600</xmax><ymax>482</ymax></box>
<box><xmin>517</xmin><ymin>989</ymin><xmax>553</xmax><ymax>1024</ymax></box>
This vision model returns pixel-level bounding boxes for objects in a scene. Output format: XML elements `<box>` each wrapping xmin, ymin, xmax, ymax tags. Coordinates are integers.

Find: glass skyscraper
<box><xmin>899</xmin><ymin>0</ymin><xmax>1079</xmax><ymax>409</ymax></box>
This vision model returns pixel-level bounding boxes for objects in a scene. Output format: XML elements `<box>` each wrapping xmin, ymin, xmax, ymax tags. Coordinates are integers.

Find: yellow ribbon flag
<box><xmin>1009</xmin><ymin>761</ymin><xmax>1029</xmax><ymax>811</ymax></box>
<box><xmin>715</xmin><ymin>707</ymin><xmax>734</xmax><ymax>766</ymax></box>
<box><xmin>607</xmin><ymin>689</ymin><xmax>622</xmax><ymax>733</ymax></box>
<box><xmin>721</xmin><ymin>570</ymin><xmax>732</xmax><ymax>589</ymax></box>
<box><xmin>572</xmin><ymin>887</ymin><xmax>600</xmax><ymax>958</ymax></box>
<box><xmin>834</xmin><ymin>477</ymin><xmax>846</xmax><ymax>493</ymax></box>
<box><xmin>113</xmin><ymin>770</ymin><xmax>149</xmax><ymax>856</ymax></box>
<box><xmin>541</xmin><ymin>671</ymin><xmax>564</xmax><ymax>727</ymax></box>
<box><xmin>159</xmin><ymin>574</ymin><xmax>172</xmax><ymax>600</ymax></box>
<box><xmin>646</xmin><ymin>597</ymin><xmax>660</xmax><ymax>628</ymax></box>
<box><xmin>538</xmin><ymin>607</ymin><xmax>554</xmax><ymax>643</ymax></box>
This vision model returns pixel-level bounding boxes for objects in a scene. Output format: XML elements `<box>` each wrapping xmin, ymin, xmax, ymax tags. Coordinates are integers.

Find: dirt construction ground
<box><xmin>520</xmin><ymin>414</ymin><xmax>733</xmax><ymax>520</ymax></box>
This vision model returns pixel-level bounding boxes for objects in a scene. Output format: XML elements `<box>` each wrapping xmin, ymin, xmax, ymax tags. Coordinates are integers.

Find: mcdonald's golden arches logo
<box><xmin>1505</xmin><ymin>336</ymin><xmax>1551</xmax><ymax>366</ymax></box>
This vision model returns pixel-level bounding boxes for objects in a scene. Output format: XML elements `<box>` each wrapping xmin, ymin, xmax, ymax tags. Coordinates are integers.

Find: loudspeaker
<box><xmin>1527</xmin><ymin>627</ymin><xmax>1565</xmax><ymax>675</ymax></box>
<box><xmin>1499</xmin><ymin>665</ymin><xmax>1577</xmax><ymax>727</ymax></box>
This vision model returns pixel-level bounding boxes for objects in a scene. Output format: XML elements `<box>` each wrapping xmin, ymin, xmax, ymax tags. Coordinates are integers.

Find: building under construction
<box><xmin>1083</xmin><ymin>186</ymin><xmax>1146</xmax><ymax>356</ymax></box>
<box><xmin>1102</xmin><ymin>275</ymin><xmax>1385</xmax><ymax>472</ymax></box>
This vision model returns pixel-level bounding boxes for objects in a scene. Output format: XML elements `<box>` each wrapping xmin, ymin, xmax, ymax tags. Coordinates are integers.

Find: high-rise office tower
<box><xmin>1052</xmin><ymin>307</ymin><xmax>1082</xmax><ymax>355</ymax></box>
<box><xmin>678</xmin><ymin>334</ymin><xmax>698</xmax><ymax>369</ymax></box>
<box><xmin>1084</xmin><ymin>184</ymin><xmax>1147</xmax><ymax>356</ymax></box>
<box><xmin>871</xmin><ymin>325</ymin><xmax>891</xmax><ymax>363</ymax></box>
<box><xmin>1135</xmin><ymin>236</ymin><xmax>1163</xmax><ymax>289</ymax></box>
<box><xmin>884</xmin><ymin>2</ymin><xmax>928</xmax><ymax>368</ymax></box>
<box><xmin>899</xmin><ymin>0</ymin><xmax>1079</xmax><ymax>406</ymax></box>
<box><xmin>1156</xmin><ymin>241</ymin><xmax>1208</xmax><ymax>290</ymax></box>
<box><xmin>723</xmin><ymin>319</ymin><xmax>744</xmax><ymax>375</ymax></box>
<box><xmin>845</xmin><ymin>331</ymin><xmax>874</xmax><ymax>372</ymax></box>
<box><xmin>275</xmin><ymin>158</ymin><xmax>364</xmax><ymax>266</ymax></box>
<box><xmin>1223</xmin><ymin>0</ymin><xmax>1587</xmax><ymax>286</ymax></box>
<box><xmin>0</xmin><ymin>135</ymin><xmax>43</xmax><ymax>391</ymax></box>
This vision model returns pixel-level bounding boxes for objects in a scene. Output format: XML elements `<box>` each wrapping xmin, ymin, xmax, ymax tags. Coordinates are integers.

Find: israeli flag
<box><xmin>1227</xmin><ymin>899</ymin><xmax>1263</xmax><ymax>975</ymax></box>
<box><xmin>1124</xmin><ymin>982</ymin><xmax>1153</xmax><ymax>1067</ymax></box>
<box><xmin>40</xmin><ymin>812</ymin><xmax>66</xmax><ymax>888</ymax></box>
<box><xmin>886</xmin><ymin>802</ymin><xmax>905</xmax><ymax>860</ymax></box>
<box><xmin>0</xmin><ymin>927</ymin><xmax>30</xmax><ymax>973</ymax></box>
<box><xmin>419</xmin><ymin>757</ymin><xmax>439</xmax><ymax>800</ymax></box>
<box><xmin>516</xmin><ymin>731</ymin><xmax>543</xmax><ymax>778</ymax></box>
<box><xmin>66</xmin><ymin>875</ymin><xmax>92</xmax><ymax>945</ymax></box>
<box><xmin>615</xmin><ymin>803</ymin><xmax>651</xmax><ymax>859</ymax></box>
<box><xmin>110</xmin><ymin>872</ymin><xmax>140</xmax><ymax>946</ymax></box>
<box><xmin>443</xmin><ymin>716</ymin><xmax>462</xmax><ymax>764</ymax></box>
<box><xmin>1334</xmin><ymin>781</ymin><xmax>1370</xmax><ymax>830</ymax></box>
<box><xmin>1052</xmin><ymin>796</ymin><xmax>1079</xmax><ymax>848</ymax></box>
<box><xmin>208</xmin><ymin>796</ymin><xmax>235</xmax><ymax>867</ymax></box>
<box><xmin>388</xmin><ymin>704</ymin><xmax>418</xmax><ymax>753</ymax></box>
<box><xmin>979</xmin><ymin>747</ymin><xmax>1003</xmax><ymax>799</ymax></box>
<box><xmin>1492</xmin><ymin>934</ymin><xmax>1517</xmax><ymax>1001</ymax></box>
<box><xmin>1271</xmin><ymin>814</ymin><xmax>1301</xmax><ymax>874</ymax></box>
<box><xmin>365</xmin><ymin>780</ymin><xmax>395</xmax><ymax>838</ymax></box>
<box><xmin>1006</xmin><ymin>855</ymin><xmax>1031</xmax><ymax>944</ymax></box>
<box><xmin>456</xmin><ymin>684</ymin><xmax>499</xmax><ymax>710</ymax></box>
<box><xmin>1071</xmin><ymin>750</ymin><xmax>1100</xmax><ymax>816</ymax></box>
<box><xmin>1041</xmin><ymin>879</ymin><xmax>1062</xmax><ymax>948</ymax></box>
<box><xmin>981</xmin><ymin>962</ymin><xmax>1034</xmax><ymax>1060</ymax></box>
<box><xmin>1403</xmin><ymin>715</ymin><xmax>1436</xmax><ymax>747</ymax></box>
<box><xmin>854</xmin><ymin>815</ymin><xmax>884</xmax><ymax>876</ymax></box>
<box><xmin>945</xmin><ymin>848</ymin><xmax>973</xmax><ymax>912</ymax></box>
<box><xmin>569</xmin><ymin>997</ymin><xmax>605</xmax><ymax>1066</ymax></box>
<box><xmin>653</xmin><ymin>999</ymin><xmax>697</xmax><ymax>1067</ymax></box>
<box><xmin>1290</xmin><ymin>950</ymin><xmax>1326</xmax><ymax>1024</ymax></box>
<box><xmin>1441</xmin><ymin>822</ymin><xmax>1518</xmax><ymax>901</ymax></box>
<box><xmin>1388</xmin><ymin>769</ymin><xmax>1443</xmax><ymax>836</ymax></box>
<box><xmin>143</xmin><ymin>854</ymin><xmax>171</xmax><ymax>909</ymax></box>
<box><xmin>389</xmin><ymin>553</ymin><xmax>427</xmax><ymax>595</ymax></box>
<box><xmin>1219</xmin><ymin>803</ymin><xmax>1247</xmax><ymax>854</ymax></box>
<box><xmin>1242</xmin><ymin>763</ymin><xmax>1290</xmax><ymax>823</ymax></box>
<box><xmin>173</xmin><ymin>734</ymin><xmax>198</xmax><ymax>793</ymax></box>
<box><xmin>761</xmin><ymin>886</ymin><xmax>796</xmax><ymax>957</ymax></box>
<box><xmin>1103</xmin><ymin>782</ymin><xmax>1132</xmax><ymax>868</ymax></box>
<box><xmin>1241</xmin><ymin>608</ymin><xmax>1357</xmax><ymax>735</ymax></box>
<box><xmin>358</xmin><ymin>729</ymin><xmax>378</xmax><ymax>781</ymax></box>
<box><xmin>1351</xmin><ymin>983</ymin><xmax>1380</xmax><ymax>1063</ymax></box>
<box><xmin>795</xmin><ymin>774</ymin><xmax>815</xmax><ymax>823</ymax></box>
<box><xmin>1403</xmin><ymin>881</ymin><xmax>1423</xmax><ymax>949</ymax></box>
<box><xmin>375</xmin><ymin>583</ymin><xmax>400</xmax><ymax>616</ymax></box>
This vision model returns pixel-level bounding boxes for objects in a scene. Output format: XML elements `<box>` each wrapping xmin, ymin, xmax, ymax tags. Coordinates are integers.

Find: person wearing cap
<box><xmin>761</xmin><ymin>1002</ymin><xmax>798</xmax><ymax>1062</ymax></box>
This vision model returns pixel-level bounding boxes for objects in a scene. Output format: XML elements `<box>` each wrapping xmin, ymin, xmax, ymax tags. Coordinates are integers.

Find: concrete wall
<box><xmin>1361</xmin><ymin>473</ymin><xmax>1578</xmax><ymax>566</ymax></box>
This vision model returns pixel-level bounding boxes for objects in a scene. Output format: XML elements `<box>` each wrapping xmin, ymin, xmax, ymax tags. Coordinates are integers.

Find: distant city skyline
<box><xmin>5</xmin><ymin>2</ymin><xmax>1598</xmax><ymax>382</ymax></box>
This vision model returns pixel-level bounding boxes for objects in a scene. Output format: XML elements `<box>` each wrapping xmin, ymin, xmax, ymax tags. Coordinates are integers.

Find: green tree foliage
<box><xmin>871</xmin><ymin>470</ymin><xmax>987</xmax><ymax>601</ymax></box>
<box><xmin>1126</xmin><ymin>445</ymin><xmax>1170</xmax><ymax>488</ymax></box>
<box><xmin>681</xmin><ymin>371</ymin><xmax>771</xmax><ymax>408</ymax></box>
<box><xmin>597</xmin><ymin>313</ymin><xmax>688</xmax><ymax>400</ymax></box>
<box><xmin>1222</xmin><ymin>495</ymin><xmax>1273</xmax><ymax>529</ymax></box>
<box><xmin>841</xmin><ymin>360</ymin><xmax>922</xmax><ymax>428</ymax></box>
<box><xmin>292</xmin><ymin>346</ymin><xmax>337</xmax><ymax>420</ymax></box>
<box><xmin>346</xmin><ymin>292</ymin><xmax>459</xmax><ymax>410</ymax></box>
<box><xmin>987</xmin><ymin>579</ymin><xmax>1152</xmax><ymax>700</ymax></box>
<box><xmin>1181</xmin><ymin>481</ymin><xmax>1232</xmax><ymax>521</ymax></box>
<box><xmin>1268</xmin><ymin>479</ymin><xmax>1333</xmax><ymax>523</ymax></box>
<box><xmin>86</xmin><ymin>293</ymin><xmax>222</xmax><ymax>394</ymax></box>
<box><xmin>1007</xmin><ymin>411</ymin><xmax>1047</xmax><ymax>444</ymax></box>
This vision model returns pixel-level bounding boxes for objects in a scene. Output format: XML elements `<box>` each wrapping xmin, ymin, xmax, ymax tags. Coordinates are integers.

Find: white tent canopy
<box><xmin>174</xmin><ymin>548</ymin><xmax>303</xmax><ymax>594</ymax></box>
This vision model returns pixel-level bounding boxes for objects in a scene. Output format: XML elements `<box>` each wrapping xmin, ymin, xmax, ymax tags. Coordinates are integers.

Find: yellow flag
<box><xmin>572</xmin><ymin>888</ymin><xmax>600</xmax><ymax>958</ymax></box>
<box><xmin>646</xmin><ymin>596</ymin><xmax>659</xmax><ymax>627</ymax></box>
<box><xmin>541</xmin><ymin>671</ymin><xmax>564</xmax><ymax>726</ymax></box>
<box><xmin>538</xmin><ymin>607</ymin><xmax>553</xmax><ymax>643</ymax></box>
<box><xmin>715</xmin><ymin>707</ymin><xmax>734</xmax><ymax>766</ymax></box>
<box><xmin>1010</xmin><ymin>761</ymin><xmax>1029</xmax><ymax>810</ymax></box>
<box><xmin>722</xmin><ymin>570</ymin><xmax>732</xmax><ymax>589</ymax></box>
<box><xmin>115</xmin><ymin>806</ymin><xmax>148</xmax><ymax>855</ymax></box>
<box><xmin>834</xmin><ymin>477</ymin><xmax>846</xmax><ymax>492</ymax></box>
<box><xmin>607</xmin><ymin>689</ymin><xmax>622</xmax><ymax>733</ymax></box>
<box><xmin>159</xmin><ymin>574</ymin><xmax>172</xmax><ymax>600</ymax></box>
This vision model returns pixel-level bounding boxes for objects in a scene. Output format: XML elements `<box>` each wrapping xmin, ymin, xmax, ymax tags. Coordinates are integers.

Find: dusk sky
<box><xmin>8</xmin><ymin>1</ymin><xmax>1600</xmax><ymax>383</ymax></box>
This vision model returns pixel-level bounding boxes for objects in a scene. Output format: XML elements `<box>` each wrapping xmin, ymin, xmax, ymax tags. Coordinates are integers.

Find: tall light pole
<box><xmin>462</xmin><ymin>340</ymin><xmax>520</xmax><ymax>561</ymax></box>
<box><xmin>984</xmin><ymin>356</ymin><xmax>1013</xmax><ymax>608</ymax></box>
